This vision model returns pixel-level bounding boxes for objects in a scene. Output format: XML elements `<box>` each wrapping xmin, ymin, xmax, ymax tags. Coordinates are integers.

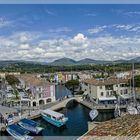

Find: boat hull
<box><xmin>6</xmin><ymin>128</ymin><xmax>33</xmax><ymax>140</ymax></box>
<box><xmin>41</xmin><ymin>113</ymin><xmax>68</xmax><ymax>127</ymax></box>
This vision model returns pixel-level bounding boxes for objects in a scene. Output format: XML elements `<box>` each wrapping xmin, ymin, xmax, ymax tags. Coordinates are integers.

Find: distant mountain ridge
<box><xmin>0</xmin><ymin>57</ymin><xmax>140</xmax><ymax>66</ymax></box>
<box><xmin>49</xmin><ymin>57</ymin><xmax>140</xmax><ymax>65</ymax></box>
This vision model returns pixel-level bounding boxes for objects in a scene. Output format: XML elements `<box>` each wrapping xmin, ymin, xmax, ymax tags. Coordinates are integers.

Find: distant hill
<box><xmin>50</xmin><ymin>57</ymin><xmax>140</xmax><ymax>65</ymax></box>
<box><xmin>77</xmin><ymin>58</ymin><xmax>111</xmax><ymax>65</ymax></box>
<box><xmin>50</xmin><ymin>57</ymin><xmax>76</xmax><ymax>65</ymax></box>
<box><xmin>0</xmin><ymin>57</ymin><xmax>140</xmax><ymax>67</ymax></box>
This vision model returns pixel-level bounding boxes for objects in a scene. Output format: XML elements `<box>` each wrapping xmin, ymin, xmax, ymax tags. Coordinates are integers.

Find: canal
<box><xmin>0</xmin><ymin>85</ymin><xmax>114</xmax><ymax>139</ymax></box>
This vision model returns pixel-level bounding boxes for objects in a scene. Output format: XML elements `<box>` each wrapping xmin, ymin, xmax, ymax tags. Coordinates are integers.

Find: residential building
<box><xmin>17</xmin><ymin>74</ymin><xmax>56</xmax><ymax>107</ymax></box>
<box><xmin>82</xmin><ymin>78</ymin><xmax>132</xmax><ymax>104</ymax></box>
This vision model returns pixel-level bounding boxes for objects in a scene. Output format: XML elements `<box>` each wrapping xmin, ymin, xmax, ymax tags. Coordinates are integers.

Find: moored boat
<box><xmin>6</xmin><ymin>124</ymin><xmax>33</xmax><ymax>140</ymax></box>
<box><xmin>18</xmin><ymin>118</ymin><xmax>43</xmax><ymax>134</ymax></box>
<box><xmin>41</xmin><ymin>109</ymin><xmax>68</xmax><ymax>127</ymax></box>
<box><xmin>114</xmin><ymin>104</ymin><xmax>121</xmax><ymax>118</ymax></box>
<box><xmin>127</xmin><ymin>105</ymin><xmax>138</xmax><ymax>115</ymax></box>
<box><xmin>89</xmin><ymin>109</ymin><xmax>98</xmax><ymax>121</ymax></box>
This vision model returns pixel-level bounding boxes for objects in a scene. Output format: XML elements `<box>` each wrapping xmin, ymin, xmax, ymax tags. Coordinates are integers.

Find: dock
<box><xmin>80</xmin><ymin>114</ymin><xmax>140</xmax><ymax>140</ymax></box>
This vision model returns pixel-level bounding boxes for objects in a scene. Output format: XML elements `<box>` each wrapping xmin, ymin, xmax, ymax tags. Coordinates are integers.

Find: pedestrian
<box><xmin>5</xmin><ymin>119</ymin><xmax>8</xmax><ymax>126</ymax></box>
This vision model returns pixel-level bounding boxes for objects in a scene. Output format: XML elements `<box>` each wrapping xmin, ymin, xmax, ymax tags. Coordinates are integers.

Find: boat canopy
<box><xmin>20</xmin><ymin>118</ymin><xmax>39</xmax><ymax>127</ymax></box>
<box><xmin>8</xmin><ymin>124</ymin><xmax>29</xmax><ymax>135</ymax></box>
<box><xmin>43</xmin><ymin>109</ymin><xmax>64</xmax><ymax>118</ymax></box>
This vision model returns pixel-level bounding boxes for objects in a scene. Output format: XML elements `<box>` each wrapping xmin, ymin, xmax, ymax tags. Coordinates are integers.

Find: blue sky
<box><xmin>0</xmin><ymin>4</ymin><xmax>140</xmax><ymax>62</ymax></box>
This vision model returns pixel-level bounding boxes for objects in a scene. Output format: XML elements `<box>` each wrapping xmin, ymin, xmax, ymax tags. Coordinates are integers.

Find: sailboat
<box><xmin>126</xmin><ymin>63</ymin><xmax>138</xmax><ymax>115</ymax></box>
<box><xmin>137</xmin><ymin>105</ymin><xmax>140</xmax><ymax>113</ymax></box>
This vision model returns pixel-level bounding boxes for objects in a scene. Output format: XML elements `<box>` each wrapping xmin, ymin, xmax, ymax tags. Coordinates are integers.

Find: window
<box><xmin>52</xmin><ymin>116</ymin><xmax>56</xmax><ymax>120</ymax></box>
<box><xmin>101</xmin><ymin>92</ymin><xmax>104</xmax><ymax>96</ymax></box>
<box><xmin>106</xmin><ymin>91</ymin><xmax>109</xmax><ymax>96</ymax></box>
<box><xmin>124</xmin><ymin>89</ymin><xmax>128</xmax><ymax>94</ymax></box>
<box><xmin>100</xmin><ymin>86</ymin><xmax>102</xmax><ymax>89</ymax></box>
<box><xmin>116</xmin><ymin>85</ymin><xmax>118</xmax><ymax>87</ymax></box>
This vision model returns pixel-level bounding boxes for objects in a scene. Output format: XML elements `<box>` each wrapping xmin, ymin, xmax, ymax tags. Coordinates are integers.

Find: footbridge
<box><xmin>49</xmin><ymin>95</ymin><xmax>82</xmax><ymax>111</ymax></box>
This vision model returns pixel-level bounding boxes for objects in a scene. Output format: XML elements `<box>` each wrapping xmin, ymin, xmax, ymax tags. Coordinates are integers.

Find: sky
<box><xmin>0</xmin><ymin>4</ymin><xmax>140</xmax><ymax>62</ymax></box>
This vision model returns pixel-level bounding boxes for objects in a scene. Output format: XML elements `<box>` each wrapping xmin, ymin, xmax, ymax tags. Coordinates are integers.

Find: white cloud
<box><xmin>73</xmin><ymin>33</ymin><xmax>87</xmax><ymax>41</ymax></box>
<box><xmin>1</xmin><ymin>32</ymin><xmax>140</xmax><ymax>62</ymax></box>
<box><xmin>33</xmin><ymin>47</ymin><xmax>45</xmax><ymax>54</ymax></box>
<box><xmin>20</xmin><ymin>44</ymin><xmax>30</xmax><ymax>49</ymax></box>
<box><xmin>88</xmin><ymin>26</ymin><xmax>106</xmax><ymax>34</ymax></box>
<box><xmin>48</xmin><ymin>27</ymin><xmax>71</xmax><ymax>33</ymax></box>
<box><xmin>0</xmin><ymin>17</ymin><xmax>13</xmax><ymax>28</ymax></box>
<box><xmin>125</xmin><ymin>11</ymin><xmax>140</xmax><ymax>16</ymax></box>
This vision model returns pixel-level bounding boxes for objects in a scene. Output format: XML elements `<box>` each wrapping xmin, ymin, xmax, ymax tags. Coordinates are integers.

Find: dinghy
<box><xmin>18</xmin><ymin>118</ymin><xmax>43</xmax><ymax>134</ymax></box>
<box><xmin>89</xmin><ymin>109</ymin><xmax>98</xmax><ymax>121</ymax></box>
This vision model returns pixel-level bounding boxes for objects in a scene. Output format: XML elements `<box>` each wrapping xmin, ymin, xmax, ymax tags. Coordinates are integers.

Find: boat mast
<box><xmin>132</xmin><ymin>63</ymin><xmax>136</xmax><ymax>104</ymax></box>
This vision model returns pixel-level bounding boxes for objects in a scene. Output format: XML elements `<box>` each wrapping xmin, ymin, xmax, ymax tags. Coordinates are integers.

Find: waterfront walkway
<box><xmin>81</xmin><ymin>100</ymin><xmax>127</xmax><ymax>110</ymax></box>
<box><xmin>80</xmin><ymin>114</ymin><xmax>140</xmax><ymax>140</ymax></box>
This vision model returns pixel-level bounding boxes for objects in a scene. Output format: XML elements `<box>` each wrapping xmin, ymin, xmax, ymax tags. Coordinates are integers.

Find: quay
<box><xmin>81</xmin><ymin>100</ymin><xmax>127</xmax><ymax>110</ymax></box>
<box><xmin>80</xmin><ymin>114</ymin><xmax>140</xmax><ymax>140</ymax></box>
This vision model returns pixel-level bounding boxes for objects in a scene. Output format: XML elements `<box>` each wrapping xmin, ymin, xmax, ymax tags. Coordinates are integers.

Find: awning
<box><xmin>99</xmin><ymin>97</ymin><xmax>116</xmax><ymax>101</ymax></box>
<box><xmin>120</xmin><ymin>94</ymin><xmax>133</xmax><ymax>99</ymax></box>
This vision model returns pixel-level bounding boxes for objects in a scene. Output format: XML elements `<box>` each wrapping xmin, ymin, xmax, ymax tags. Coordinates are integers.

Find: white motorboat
<box><xmin>18</xmin><ymin>118</ymin><xmax>43</xmax><ymax>134</ymax></box>
<box><xmin>41</xmin><ymin>109</ymin><xmax>68</xmax><ymax>127</ymax></box>
<box><xmin>6</xmin><ymin>124</ymin><xmax>33</xmax><ymax>140</ymax></box>
<box><xmin>127</xmin><ymin>105</ymin><xmax>138</xmax><ymax>115</ymax></box>
<box><xmin>89</xmin><ymin>109</ymin><xmax>98</xmax><ymax>121</ymax></box>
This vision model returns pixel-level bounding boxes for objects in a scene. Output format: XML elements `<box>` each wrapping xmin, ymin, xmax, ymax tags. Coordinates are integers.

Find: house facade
<box><xmin>18</xmin><ymin>74</ymin><xmax>56</xmax><ymax>107</ymax></box>
<box><xmin>82</xmin><ymin>78</ymin><xmax>132</xmax><ymax>104</ymax></box>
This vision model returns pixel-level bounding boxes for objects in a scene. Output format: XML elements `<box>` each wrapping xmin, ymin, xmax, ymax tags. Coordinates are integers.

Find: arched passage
<box><xmin>32</xmin><ymin>101</ymin><xmax>37</xmax><ymax>107</ymax></box>
<box><xmin>39</xmin><ymin>99</ymin><xmax>45</xmax><ymax>105</ymax></box>
<box><xmin>46</xmin><ymin>98</ymin><xmax>52</xmax><ymax>103</ymax></box>
<box><xmin>65</xmin><ymin>99</ymin><xmax>78</xmax><ymax>108</ymax></box>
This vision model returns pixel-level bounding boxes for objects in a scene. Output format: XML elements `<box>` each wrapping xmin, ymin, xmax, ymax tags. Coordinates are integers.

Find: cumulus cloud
<box><xmin>20</xmin><ymin>44</ymin><xmax>30</xmax><ymax>49</ymax></box>
<box><xmin>0</xmin><ymin>32</ymin><xmax>140</xmax><ymax>62</ymax></box>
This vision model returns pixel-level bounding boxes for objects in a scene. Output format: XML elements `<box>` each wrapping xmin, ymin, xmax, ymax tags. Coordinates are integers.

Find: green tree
<box><xmin>6</xmin><ymin>75</ymin><xmax>20</xmax><ymax>99</ymax></box>
<box><xmin>131</xmin><ymin>75</ymin><xmax>140</xmax><ymax>87</ymax></box>
<box><xmin>5</xmin><ymin>75</ymin><xmax>20</xmax><ymax>86</ymax></box>
<box><xmin>65</xmin><ymin>80</ymin><xmax>80</xmax><ymax>95</ymax></box>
